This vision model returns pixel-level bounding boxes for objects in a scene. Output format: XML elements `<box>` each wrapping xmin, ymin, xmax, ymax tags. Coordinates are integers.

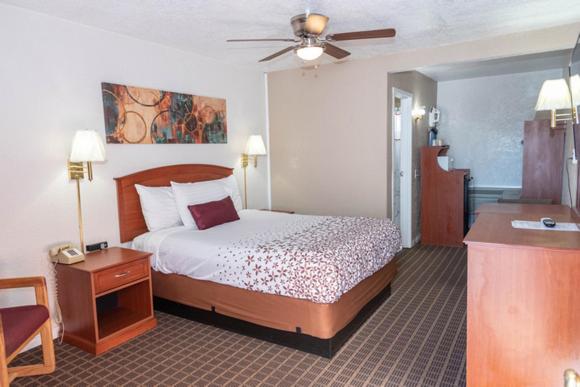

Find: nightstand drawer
<box><xmin>94</xmin><ymin>259</ymin><xmax>149</xmax><ymax>294</ymax></box>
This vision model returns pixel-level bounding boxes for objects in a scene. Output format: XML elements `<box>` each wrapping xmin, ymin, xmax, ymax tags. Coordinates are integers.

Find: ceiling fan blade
<box><xmin>304</xmin><ymin>13</ymin><xmax>329</xmax><ymax>35</ymax></box>
<box><xmin>324</xmin><ymin>43</ymin><xmax>351</xmax><ymax>59</ymax></box>
<box><xmin>259</xmin><ymin>46</ymin><xmax>296</xmax><ymax>62</ymax></box>
<box><xmin>227</xmin><ymin>38</ymin><xmax>296</xmax><ymax>42</ymax></box>
<box><xmin>326</xmin><ymin>28</ymin><xmax>396</xmax><ymax>41</ymax></box>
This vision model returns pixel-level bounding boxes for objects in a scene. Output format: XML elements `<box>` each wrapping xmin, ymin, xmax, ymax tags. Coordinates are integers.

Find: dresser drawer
<box><xmin>94</xmin><ymin>259</ymin><xmax>149</xmax><ymax>294</ymax></box>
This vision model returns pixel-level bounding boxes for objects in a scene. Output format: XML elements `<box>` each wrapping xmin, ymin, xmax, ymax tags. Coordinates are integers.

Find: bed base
<box><xmin>154</xmin><ymin>283</ymin><xmax>391</xmax><ymax>358</ymax></box>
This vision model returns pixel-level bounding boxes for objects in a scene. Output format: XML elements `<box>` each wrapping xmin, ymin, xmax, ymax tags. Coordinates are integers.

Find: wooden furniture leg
<box><xmin>0</xmin><ymin>318</ymin><xmax>9</xmax><ymax>386</ymax></box>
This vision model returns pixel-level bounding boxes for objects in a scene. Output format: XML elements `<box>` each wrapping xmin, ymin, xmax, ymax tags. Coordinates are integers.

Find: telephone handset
<box><xmin>49</xmin><ymin>244</ymin><xmax>85</xmax><ymax>265</ymax></box>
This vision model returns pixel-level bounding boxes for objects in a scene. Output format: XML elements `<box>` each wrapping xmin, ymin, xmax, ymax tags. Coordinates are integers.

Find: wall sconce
<box><xmin>241</xmin><ymin>135</ymin><xmax>267</xmax><ymax>209</ymax></box>
<box><xmin>412</xmin><ymin>106</ymin><xmax>426</xmax><ymax>121</ymax></box>
<box><xmin>68</xmin><ymin>130</ymin><xmax>106</xmax><ymax>253</ymax></box>
<box><xmin>535</xmin><ymin>78</ymin><xmax>572</xmax><ymax>128</ymax></box>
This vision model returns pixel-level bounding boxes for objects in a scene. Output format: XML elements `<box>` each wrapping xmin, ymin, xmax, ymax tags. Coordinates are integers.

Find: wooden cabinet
<box><xmin>55</xmin><ymin>247</ymin><xmax>157</xmax><ymax>355</ymax></box>
<box><xmin>420</xmin><ymin>146</ymin><xmax>470</xmax><ymax>246</ymax></box>
<box><xmin>521</xmin><ymin>119</ymin><xmax>565</xmax><ymax>204</ymax></box>
<box><xmin>464</xmin><ymin>206</ymin><xmax>580</xmax><ymax>386</ymax></box>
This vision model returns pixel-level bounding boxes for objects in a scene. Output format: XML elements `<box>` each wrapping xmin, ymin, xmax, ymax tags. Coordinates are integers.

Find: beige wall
<box><xmin>268</xmin><ymin>23</ymin><xmax>580</xmax><ymax>219</ymax></box>
<box><xmin>388</xmin><ymin>71</ymin><xmax>437</xmax><ymax>241</ymax></box>
<box><xmin>268</xmin><ymin>63</ymin><xmax>390</xmax><ymax>217</ymax></box>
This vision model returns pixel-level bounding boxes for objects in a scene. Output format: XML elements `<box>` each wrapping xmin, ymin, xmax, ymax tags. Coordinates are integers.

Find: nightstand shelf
<box><xmin>56</xmin><ymin>247</ymin><xmax>156</xmax><ymax>355</ymax></box>
<box><xmin>98</xmin><ymin>307</ymin><xmax>145</xmax><ymax>339</ymax></box>
<box><xmin>96</xmin><ymin>279</ymin><xmax>152</xmax><ymax>339</ymax></box>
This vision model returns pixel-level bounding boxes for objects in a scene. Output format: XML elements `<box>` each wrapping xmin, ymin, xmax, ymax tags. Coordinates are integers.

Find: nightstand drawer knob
<box><xmin>115</xmin><ymin>271</ymin><xmax>130</xmax><ymax>278</ymax></box>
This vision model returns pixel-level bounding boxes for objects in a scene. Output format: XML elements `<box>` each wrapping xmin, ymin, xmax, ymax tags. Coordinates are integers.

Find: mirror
<box><xmin>570</xmin><ymin>33</ymin><xmax>580</xmax><ymax>124</ymax></box>
<box><xmin>569</xmin><ymin>33</ymin><xmax>580</xmax><ymax>207</ymax></box>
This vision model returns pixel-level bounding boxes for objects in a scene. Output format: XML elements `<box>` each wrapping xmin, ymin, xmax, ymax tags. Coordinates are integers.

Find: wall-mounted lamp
<box><xmin>535</xmin><ymin>78</ymin><xmax>572</xmax><ymax>128</ymax></box>
<box><xmin>412</xmin><ymin>107</ymin><xmax>426</xmax><ymax>121</ymax></box>
<box><xmin>68</xmin><ymin>130</ymin><xmax>106</xmax><ymax>253</ymax></box>
<box><xmin>241</xmin><ymin>135</ymin><xmax>267</xmax><ymax>209</ymax></box>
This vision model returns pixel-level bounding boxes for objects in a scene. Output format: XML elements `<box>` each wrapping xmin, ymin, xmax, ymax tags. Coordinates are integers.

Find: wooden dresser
<box><xmin>56</xmin><ymin>247</ymin><xmax>157</xmax><ymax>355</ymax></box>
<box><xmin>464</xmin><ymin>204</ymin><xmax>580</xmax><ymax>386</ymax></box>
<box><xmin>420</xmin><ymin>146</ymin><xmax>470</xmax><ymax>246</ymax></box>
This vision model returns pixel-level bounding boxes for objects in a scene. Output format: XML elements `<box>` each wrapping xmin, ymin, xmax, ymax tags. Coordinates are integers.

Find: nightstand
<box><xmin>55</xmin><ymin>247</ymin><xmax>156</xmax><ymax>355</ymax></box>
<box><xmin>260</xmin><ymin>209</ymin><xmax>295</xmax><ymax>214</ymax></box>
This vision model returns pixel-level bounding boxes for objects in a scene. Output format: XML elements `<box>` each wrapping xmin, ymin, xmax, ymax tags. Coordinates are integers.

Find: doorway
<box><xmin>392</xmin><ymin>88</ymin><xmax>413</xmax><ymax>248</ymax></box>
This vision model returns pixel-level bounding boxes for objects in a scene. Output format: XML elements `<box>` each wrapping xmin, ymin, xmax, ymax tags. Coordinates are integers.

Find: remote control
<box><xmin>541</xmin><ymin>218</ymin><xmax>556</xmax><ymax>228</ymax></box>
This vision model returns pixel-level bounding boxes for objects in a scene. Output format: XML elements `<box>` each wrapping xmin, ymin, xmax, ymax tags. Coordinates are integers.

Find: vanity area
<box><xmin>420</xmin><ymin>145</ymin><xmax>470</xmax><ymax>246</ymax></box>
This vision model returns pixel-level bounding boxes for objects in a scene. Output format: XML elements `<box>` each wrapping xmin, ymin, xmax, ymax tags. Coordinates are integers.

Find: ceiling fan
<box><xmin>227</xmin><ymin>13</ymin><xmax>396</xmax><ymax>62</ymax></box>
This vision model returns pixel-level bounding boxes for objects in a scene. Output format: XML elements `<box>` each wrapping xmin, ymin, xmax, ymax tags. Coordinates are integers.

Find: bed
<box><xmin>115</xmin><ymin>164</ymin><xmax>401</xmax><ymax>357</ymax></box>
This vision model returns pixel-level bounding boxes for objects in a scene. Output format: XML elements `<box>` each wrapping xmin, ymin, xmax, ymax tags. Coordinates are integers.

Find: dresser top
<box><xmin>465</xmin><ymin>209</ymin><xmax>580</xmax><ymax>250</ymax></box>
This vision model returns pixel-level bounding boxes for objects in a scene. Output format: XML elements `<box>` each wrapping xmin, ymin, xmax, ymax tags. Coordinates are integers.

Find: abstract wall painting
<box><xmin>101</xmin><ymin>82</ymin><xmax>227</xmax><ymax>144</ymax></box>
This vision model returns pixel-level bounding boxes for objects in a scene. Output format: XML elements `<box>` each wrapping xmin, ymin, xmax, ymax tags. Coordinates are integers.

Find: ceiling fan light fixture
<box><xmin>296</xmin><ymin>45</ymin><xmax>324</xmax><ymax>61</ymax></box>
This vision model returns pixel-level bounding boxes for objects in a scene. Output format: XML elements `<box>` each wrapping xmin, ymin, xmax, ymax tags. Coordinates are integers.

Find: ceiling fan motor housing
<box><xmin>227</xmin><ymin>12</ymin><xmax>394</xmax><ymax>62</ymax></box>
<box><xmin>291</xmin><ymin>14</ymin><xmax>310</xmax><ymax>37</ymax></box>
<box><xmin>291</xmin><ymin>13</ymin><xmax>329</xmax><ymax>38</ymax></box>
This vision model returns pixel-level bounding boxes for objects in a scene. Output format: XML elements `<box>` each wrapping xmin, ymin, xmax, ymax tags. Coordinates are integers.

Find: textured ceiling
<box><xmin>3</xmin><ymin>0</ymin><xmax>580</xmax><ymax>71</ymax></box>
<box><xmin>419</xmin><ymin>49</ymin><xmax>571</xmax><ymax>81</ymax></box>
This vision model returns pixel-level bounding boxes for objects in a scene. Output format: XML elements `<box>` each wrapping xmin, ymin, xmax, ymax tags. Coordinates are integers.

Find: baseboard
<box><xmin>412</xmin><ymin>234</ymin><xmax>421</xmax><ymax>246</ymax></box>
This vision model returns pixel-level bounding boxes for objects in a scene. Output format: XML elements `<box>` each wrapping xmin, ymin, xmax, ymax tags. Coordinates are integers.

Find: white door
<box><xmin>392</xmin><ymin>88</ymin><xmax>413</xmax><ymax>248</ymax></box>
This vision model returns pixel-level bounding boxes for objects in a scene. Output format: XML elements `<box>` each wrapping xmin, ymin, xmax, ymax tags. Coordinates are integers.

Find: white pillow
<box><xmin>135</xmin><ymin>184</ymin><xmax>182</xmax><ymax>232</ymax></box>
<box><xmin>171</xmin><ymin>180</ymin><xmax>231</xmax><ymax>227</ymax></box>
<box><xmin>219</xmin><ymin>175</ymin><xmax>243</xmax><ymax>212</ymax></box>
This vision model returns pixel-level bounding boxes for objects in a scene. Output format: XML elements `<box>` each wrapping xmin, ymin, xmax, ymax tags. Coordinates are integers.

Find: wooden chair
<box><xmin>0</xmin><ymin>277</ymin><xmax>55</xmax><ymax>385</ymax></box>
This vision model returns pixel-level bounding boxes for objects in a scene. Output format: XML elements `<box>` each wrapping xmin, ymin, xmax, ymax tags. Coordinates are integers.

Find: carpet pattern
<box><xmin>12</xmin><ymin>244</ymin><xmax>467</xmax><ymax>386</ymax></box>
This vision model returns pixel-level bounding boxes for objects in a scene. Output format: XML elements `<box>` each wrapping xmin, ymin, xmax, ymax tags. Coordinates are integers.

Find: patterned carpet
<box><xmin>12</xmin><ymin>245</ymin><xmax>467</xmax><ymax>386</ymax></box>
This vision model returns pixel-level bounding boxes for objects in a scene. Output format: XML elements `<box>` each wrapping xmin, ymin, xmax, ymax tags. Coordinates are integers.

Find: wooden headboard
<box><xmin>114</xmin><ymin>164</ymin><xmax>234</xmax><ymax>243</ymax></box>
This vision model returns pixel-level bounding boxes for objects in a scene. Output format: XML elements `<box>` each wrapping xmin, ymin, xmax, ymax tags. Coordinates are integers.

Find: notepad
<box><xmin>511</xmin><ymin>220</ymin><xmax>580</xmax><ymax>232</ymax></box>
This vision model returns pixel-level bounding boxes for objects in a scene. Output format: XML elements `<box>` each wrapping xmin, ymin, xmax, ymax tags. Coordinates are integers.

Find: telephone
<box><xmin>49</xmin><ymin>244</ymin><xmax>85</xmax><ymax>265</ymax></box>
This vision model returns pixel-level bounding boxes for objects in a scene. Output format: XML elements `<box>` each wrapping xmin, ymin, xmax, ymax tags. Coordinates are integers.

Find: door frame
<box><xmin>392</xmin><ymin>87</ymin><xmax>414</xmax><ymax>248</ymax></box>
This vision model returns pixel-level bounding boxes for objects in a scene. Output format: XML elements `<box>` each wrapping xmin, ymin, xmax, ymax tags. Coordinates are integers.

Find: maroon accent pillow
<box><xmin>188</xmin><ymin>196</ymin><xmax>240</xmax><ymax>230</ymax></box>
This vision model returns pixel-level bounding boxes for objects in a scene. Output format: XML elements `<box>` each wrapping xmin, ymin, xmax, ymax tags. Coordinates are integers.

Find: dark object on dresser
<box><xmin>85</xmin><ymin>241</ymin><xmax>108</xmax><ymax>252</ymax></box>
<box><xmin>420</xmin><ymin>146</ymin><xmax>470</xmax><ymax>246</ymax></box>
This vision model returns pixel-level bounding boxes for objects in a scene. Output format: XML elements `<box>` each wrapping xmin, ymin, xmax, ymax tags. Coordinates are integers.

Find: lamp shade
<box><xmin>70</xmin><ymin>130</ymin><xmax>106</xmax><ymax>162</ymax></box>
<box><xmin>535</xmin><ymin>79</ymin><xmax>572</xmax><ymax>111</ymax></box>
<box><xmin>412</xmin><ymin>107</ymin><xmax>426</xmax><ymax>118</ymax></box>
<box><xmin>245</xmin><ymin>135</ymin><xmax>267</xmax><ymax>156</ymax></box>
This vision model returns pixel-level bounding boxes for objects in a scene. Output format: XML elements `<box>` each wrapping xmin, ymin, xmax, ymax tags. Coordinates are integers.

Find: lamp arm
<box><xmin>75</xmin><ymin>179</ymin><xmax>85</xmax><ymax>253</ymax></box>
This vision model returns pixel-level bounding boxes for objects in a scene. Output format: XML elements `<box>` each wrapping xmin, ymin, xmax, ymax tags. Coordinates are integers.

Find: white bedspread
<box><xmin>133</xmin><ymin>210</ymin><xmax>401</xmax><ymax>303</ymax></box>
